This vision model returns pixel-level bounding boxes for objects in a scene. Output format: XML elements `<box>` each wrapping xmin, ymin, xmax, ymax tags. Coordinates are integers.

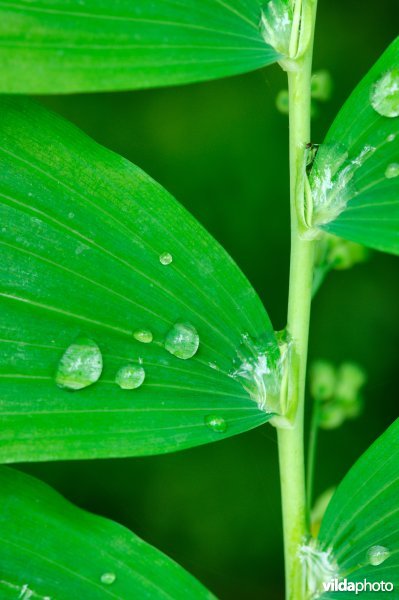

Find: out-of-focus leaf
<box><xmin>0</xmin><ymin>466</ymin><xmax>216</xmax><ymax>599</ymax></box>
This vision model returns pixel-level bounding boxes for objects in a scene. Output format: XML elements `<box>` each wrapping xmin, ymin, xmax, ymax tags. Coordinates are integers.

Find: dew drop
<box><xmin>370</xmin><ymin>69</ymin><xmax>399</xmax><ymax>117</ymax></box>
<box><xmin>100</xmin><ymin>573</ymin><xmax>116</xmax><ymax>585</ymax></box>
<box><xmin>115</xmin><ymin>364</ymin><xmax>145</xmax><ymax>390</ymax></box>
<box><xmin>367</xmin><ymin>545</ymin><xmax>390</xmax><ymax>566</ymax></box>
<box><xmin>387</xmin><ymin>133</ymin><xmax>396</xmax><ymax>142</ymax></box>
<box><xmin>204</xmin><ymin>415</ymin><xmax>227</xmax><ymax>433</ymax></box>
<box><xmin>385</xmin><ymin>162</ymin><xmax>399</xmax><ymax>179</ymax></box>
<box><xmin>159</xmin><ymin>252</ymin><xmax>173</xmax><ymax>265</ymax></box>
<box><xmin>164</xmin><ymin>322</ymin><xmax>199</xmax><ymax>360</ymax></box>
<box><xmin>55</xmin><ymin>337</ymin><xmax>102</xmax><ymax>390</ymax></box>
<box><xmin>68</xmin><ymin>212</ymin><xmax>75</xmax><ymax>219</ymax></box>
<box><xmin>133</xmin><ymin>329</ymin><xmax>153</xmax><ymax>344</ymax></box>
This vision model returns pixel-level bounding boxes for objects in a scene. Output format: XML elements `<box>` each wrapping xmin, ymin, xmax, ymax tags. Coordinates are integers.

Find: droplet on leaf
<box><xmin>56</xmin><ymin>337</ymin><xmax>102</xmax><ymax>390</ymax></box>
<box><xmin>204</xmin><ymin>415</ymin><xmax>227</xmax><ymax>433</ymax></box>
<box><xmin>133</xmin><ymin>329</ymin><xmax>153</xmax><ymax>344</ymax></box>
<box><xmin>100</xmin><ymin>572</ymin><xmax>116</xmax><ymax>585</ymax></box>
<box><xmin>367</xmin><ymin>545</ymin><xmax>390</xmax><ymax>566</ymax></box>
<box><xmin>115</xmin><ymin>364</ymin><xmax>145</xmax><ymax>390</ymax></box>
<box><xmin>370</xmin><ymin>69</ymin><xmax>399</xmax><ymax>117</ymax></box>
<box><xmin>159</xmin><ymin>252</ymin><xmax>173</xmax><ymax>265</ymax></box>
<box><xmin>164</xmin><ymin>322</ymin><xmax>199</xmax><ymax>360</ymax></box>
<box><xmin>385</xmin><ymin>163</ymin><xmax>399</xmax><ymax>179</ymax></box>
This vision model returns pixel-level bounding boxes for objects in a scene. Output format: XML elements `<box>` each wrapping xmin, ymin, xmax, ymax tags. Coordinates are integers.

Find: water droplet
<box><xmin>204</xmin><ymin>415</ymin><xmax>227</xmax><ymax>433</ymax></box>
<box><xmin>56</xmin><ymin>337</ymin><xmax>102</xmax><ymax>390</ymax></box>
<box><xmin>68</xmin><ymin>212</ymin><xmax>75</xmax><ymax>219</ymax></box>
<box><xmin>385</xmin><ymin>163</ymin><xmax>399</xmax><ymax>179</ymax></box>
<box><xmin>133</xmin><ymin>329</ymin><xmax>153</xmax><ymax>344</ymax></box>
<box><xmin>370</xmin><ymin>69</ymin><xmax>399</xmax><ymax>117</ymax></box>
<box><xmin>159</xmin><ymin>252</ymin><xmax>173</xmax><ymax>265</ymax></box>
<box><xmin>387</xmin><ymin>133</ymin><xmax>396</xmax><ymax>142</ymax></box>
<box><xmin>367</xmin><ymin>545</ymin><xmax>390</xmax><ymax>566</ymax></box>
<box><xmin>100</xmin><ymin>573</ymin><xmax>116</xmax><ymax>585</ymax></box>
<box><xmin>208</xmin><ymin>362</ymin><xmax>219</xmax><ymax>370</ymax></box>
<box><xmin>115</xmin><ymin>364</ymin><xmax>145</xmax><ymax>390</ymax></box>
<box><xmin>164</xmin><ymin>322</ymin><xmax>199</xmax><ymax>360</ymax></box>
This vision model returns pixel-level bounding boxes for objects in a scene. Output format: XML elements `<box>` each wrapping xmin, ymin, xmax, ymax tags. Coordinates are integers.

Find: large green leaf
<box><xmin>310</xmin><ymin>37</ymin><xmax>399</xmax><ymax>255</ymax></box>
<box><xmin>316</xmin><ymin>418</ymin><xmax>399</xmax><ymax>597</ymax></box>
<box><xmin>0</xmin><ymin>96</ymin><xmax>276</xmax><ymax>463</ymax></box>
<box><xmin>0</xmin><ymin>466</ymin><xmax>215</xmax><ymax>599</ymax></box>
<box><xmin>0</xmin><ymin>0</ymin><xmax>278</xmax><ymax>94</ymax></box>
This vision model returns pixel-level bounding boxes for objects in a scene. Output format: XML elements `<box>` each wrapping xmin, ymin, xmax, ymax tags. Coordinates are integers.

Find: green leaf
<box><xmin>317</xmin><ymin>418</ymin><xmax>399</xmax><ymax>595</ymax></box>
<box><xmin>0</xmin><ymin>0</ymin><xmax>279</xmax><ymax>94</ymax></box>
<box><xmin>0</xmin><ymin>466</ymin><xmax>216</xmax><ymax>599</ymax></box>
<box><xmin>0</xmin><ymin>96</ymin><xmax>276</xmax><ymax>463</ymax></box>
<box><xmin>310</xmin><ymin>37</ymin><xmax>399</xmax><ymax>255</ymax></box>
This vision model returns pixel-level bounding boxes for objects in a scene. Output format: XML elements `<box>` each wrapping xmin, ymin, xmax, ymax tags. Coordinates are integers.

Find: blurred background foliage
<box><xmin>19</xmin><ymin>1</ymin><xmax>398</xmax><ymax>597</ymax></box>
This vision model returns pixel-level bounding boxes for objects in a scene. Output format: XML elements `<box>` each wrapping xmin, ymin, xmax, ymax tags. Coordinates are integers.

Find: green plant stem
<box><xmin>306</xmin><ymin>398</ymin><xmax>320</xmax><ymax>519</ymax></box>
<box><xmin>277</xmin><ymin>2</ymin><xmax>318</xmax><ymax>598</ymax></box>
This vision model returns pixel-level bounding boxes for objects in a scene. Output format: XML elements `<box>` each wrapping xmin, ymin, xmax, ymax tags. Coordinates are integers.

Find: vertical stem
<box><xmin>277</xmin><ymin>2</ymin><xmax>318</xmax><ymax>598</ymax></box>
<box><xmin>306</xmin><ymin>398</ymin><xmax>320</xmax><ymax>518</ymax></box>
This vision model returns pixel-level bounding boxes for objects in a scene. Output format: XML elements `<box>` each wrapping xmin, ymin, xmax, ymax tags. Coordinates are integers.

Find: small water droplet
<box><xmin>204</xmin><ymin>415</ymin><xmax>227</xmax><ymax>433</ymax></box>
<box><xmin>370</xmin><ymin>69</ymin><xmax>399</xmax><ymax>117</ymax></box>
<box><xmin>56</xmin><ymin>337</ymin><xmax>102</xmax><ymax>390</ymax></box>
<box><xmin>159</xmin><ymin>252</ymin><xmax>173</xmax><ymax>265</ymax></box>
<box><xmin>100</xmin><ymin>573</ymin><xmax>116</xmax><ymax>585</ymax></box>
<box><xmin>387</xmin><ymin>133</ymin><xmax>396</xmax><ymax>142</ymax></box>
<box><xmin>208</xmin><ymin>362</ymin><xmax>219</xmax><ymax>370</ymax></box>
<box><xmin>68</xmin><ymin>212</ymin><xmax>75</xmax><ymax>219</ymax></box>
<box><xmin>133</xmin><ymin>329</ymin><xmax>153</xmax><ymax>344</ymax></box>
<box><xmin>164</xmin><ymin>322</ymin><xmax>199</xmax><ymax>360</ymax></box>
<box><xmin>385</xmin><ymin>163</ymin><xmax>399</xmax><ymax>179</ymax></box>
<box><xmin>367</xmin><ymin>545</ymin><xmax>390</xmax><ymax>566</ymax></box>
<box><xmin>115</xmin><ymin>364</ymin><xmax>145</xmax><ymax>389</ymax></box>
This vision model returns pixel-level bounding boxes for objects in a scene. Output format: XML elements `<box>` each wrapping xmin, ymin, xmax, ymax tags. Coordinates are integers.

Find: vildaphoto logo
<box><xmin>322</xmin><ymin>579</ymin><xmax>394</xmax><ymax>594</ymax></box>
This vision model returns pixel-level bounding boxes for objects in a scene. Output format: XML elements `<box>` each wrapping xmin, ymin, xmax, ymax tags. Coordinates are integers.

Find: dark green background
<box><xmin>19</xmin><ymin>1</ymin><xmax>399</xmax><ymax>597</ymax></box>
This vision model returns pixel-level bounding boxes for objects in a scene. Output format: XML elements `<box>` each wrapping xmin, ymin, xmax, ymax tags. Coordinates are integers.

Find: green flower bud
<box><xmin>276</xmin><ymin>89</ymin><xmax>289</xmax><ymax>115</ymax></box>
<box><xmin>310</xmin><ymin>360</ymin><xmax>336</xmax><ymax>400</ymax></box>
<box><xmin>311</xmin><ymin>70</ymin><xmax>334</xmax><ymax>102</ymax></box>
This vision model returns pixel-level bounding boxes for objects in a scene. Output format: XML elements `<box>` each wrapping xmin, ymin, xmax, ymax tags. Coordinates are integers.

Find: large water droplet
<box><xmin>159</xmin><ymin>252</ymin><xmax>173</xmax><ymax>265</ymax></box>
<box><xmin>367</xmin><ymin>545</ymin><xmax>390</xmax><ymax>566</ymax></box>
<box><xmin>204</xmin><ymin>415</ymin><xmax>227</xmax><ymax>433</ymax></box>
<box><xmin>56</xmin><ymin>337</ymin><xmax>102</xmax><ymax>390</ymax></box>
<box><xmin>133</xmin><ymin>329</ymin><xmax>153</xmax><ymax>344</ymax></box>
<box><xmin>164</xmin><ymin>322</ymin><xmax>199</xmax><ymax>360</ymax></box>
<box><xmin>115</xmin><ymin>364</ymin><xmax>145</xmax><ymax>390</ymax></box>
<box><xmin>370</xmin><ymin>69</ymin><xmax>399</xmax><ymax>117</ymax></box>
<box><xmin>100</xmin><ymin>573</ymin><xmax>116</xmax><ymax>585</ymax></box>
<box><xmin>385</xmin><ymin>163</ymin><xmax>399</xmax><ymax>179</ymax></box>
